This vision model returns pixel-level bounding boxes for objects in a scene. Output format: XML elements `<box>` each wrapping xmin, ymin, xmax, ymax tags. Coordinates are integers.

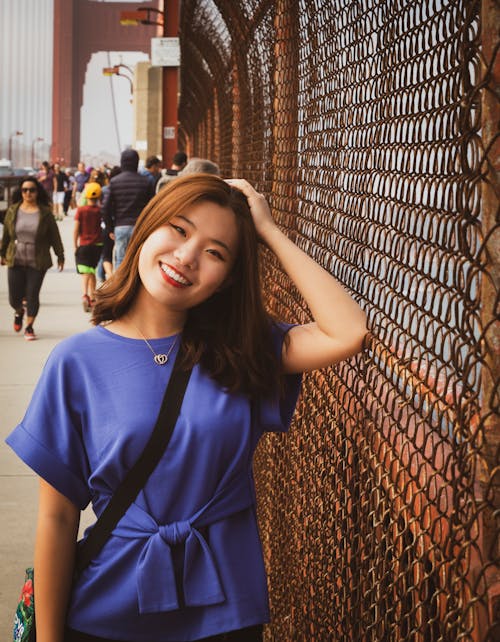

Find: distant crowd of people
<box><xmin>0</xmin><ymin>149</ymin><xmax>222</xmax><ymax>339</ymax></box>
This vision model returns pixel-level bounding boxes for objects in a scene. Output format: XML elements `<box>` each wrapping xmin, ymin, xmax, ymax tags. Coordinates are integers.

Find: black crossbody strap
<box><xmin>75</xmin><ymin>344</ymin><xmax>192</xmax><ymax>576</ymax></box>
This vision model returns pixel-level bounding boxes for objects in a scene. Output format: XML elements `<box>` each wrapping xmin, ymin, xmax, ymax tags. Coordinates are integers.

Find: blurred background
<box><xmin>0</xmin><ymin>0</ymin><xmax>150</xmax><ymax>170</ymax></box>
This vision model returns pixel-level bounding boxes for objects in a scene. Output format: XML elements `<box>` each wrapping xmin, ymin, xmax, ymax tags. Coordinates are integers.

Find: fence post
<box><xmin>480</xmin><ymin>0</ymin><xmax>500</xmax><ymax>637</ymax></box>
<box><xmin>271</xmin><ymin>0</ymin><xmax>299</xmax><ymax>236</ymax></box>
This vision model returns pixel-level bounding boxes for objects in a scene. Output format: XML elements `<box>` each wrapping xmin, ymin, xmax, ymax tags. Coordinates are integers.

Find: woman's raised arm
<box><xmin>228</xmin><ymin>179</ymin><xmax>368</xmax><ymax>374</ymax></box>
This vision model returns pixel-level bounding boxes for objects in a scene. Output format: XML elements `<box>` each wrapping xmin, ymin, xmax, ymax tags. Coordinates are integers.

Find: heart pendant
<box><xmin>154</xmin><ymin>353</ymin><xmax>168</xmax><ymax>366</ymax></box>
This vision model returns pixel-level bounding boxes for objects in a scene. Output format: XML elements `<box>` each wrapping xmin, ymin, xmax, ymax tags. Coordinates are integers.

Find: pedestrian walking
<box><xmin>37</xmin><ymin>161</ymin><xmax>54</xmax><ymax>204</ymax></box>
<box><xmin>141</xmin><ymin>155</ymin><xmax>162</xmax><ymax>189</ymax></box>
<box><xmin>5</xmin><ymin>175</ymin><xmax>367</xmax><ymax>641</ymax></box>
<box><xmin>0</xmin><ymin>176</ymin><xmax>64</xmax><ymax>341</ymax></box>
<box><xmin>156</xmin><ymin>157</ymin><xmax>220</xmax><ymax>193</ymax></box>
<box><xmin>101</xmin><ymin>148</ymin><xmax>154</xmax><ymax>270</ymax></box>
<box><xmin>96</xmin><ymin>165</ymin><xmax>121</xmax><ymax>282</ymax></box>
<box><xmin>166</xmin><ymin>150</ymin><xmax>187</xmax><ymax>176</ymax></box>
<box><xmin>64</xmin><ymin>169</ymin><xmax>76</xmax><ymax>216</ymax></box>
<box><xmin>53</xmin><ymin>163</ymin><xmax>69</xmax><ymax>220</ymax></box>
<box><xmin>74</xmin><ymin>182</ymin><xmax>103</xmax><ymax>312</ymax></box>
<box><xmin>72</xmin><ymin>162</ymin><xmax>90</xmax><ymax>205</ymax></box>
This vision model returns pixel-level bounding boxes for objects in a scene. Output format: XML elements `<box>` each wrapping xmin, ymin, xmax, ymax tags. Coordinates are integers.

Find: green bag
<box><xmin>13</xmin><ymin>567</ymin><xmax>35</xmax><ymax>642</ymax></box>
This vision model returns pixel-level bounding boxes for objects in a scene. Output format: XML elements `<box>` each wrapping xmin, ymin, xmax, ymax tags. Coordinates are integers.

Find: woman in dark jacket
<box><xmin>1</xmin><ymin>176</ymin><xmax>65</xmax><ymax>340</ymax></box>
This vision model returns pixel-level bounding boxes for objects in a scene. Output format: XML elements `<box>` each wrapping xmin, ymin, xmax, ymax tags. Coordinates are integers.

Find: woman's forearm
<box><xmin>262</xmin><ymin>224</ymin><xmax>367</xmax><ymax>344</ymax></box>
<box><xmin>34</xmin><ymin>481</ymin><xmax>80</xmax><ymax>642</ymax></box>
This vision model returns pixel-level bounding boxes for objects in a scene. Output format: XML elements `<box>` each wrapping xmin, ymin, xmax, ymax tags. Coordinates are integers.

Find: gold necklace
<box><xmin>129</xmin><ymin>321</ymin><xmax>178</xmax><ymax>366</ymax></box>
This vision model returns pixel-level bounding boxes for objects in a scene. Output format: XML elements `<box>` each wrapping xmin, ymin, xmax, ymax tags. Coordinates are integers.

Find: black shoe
<box><xmin>24</xmin><ymin>325</ymin><xmax>37</xmax><ymax>341</ymax></box>
<box><xmin>14</xmin><ymin>311</ymin><xmax>24</xmax><ymax>332</ymax></box>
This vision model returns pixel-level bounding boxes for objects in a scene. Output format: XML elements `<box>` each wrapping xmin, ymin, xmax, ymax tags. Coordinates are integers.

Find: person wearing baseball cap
<box><xmin>74</xmin><ymin>182</ymin><xmax>104</xmax><ymax>312</ymax></box>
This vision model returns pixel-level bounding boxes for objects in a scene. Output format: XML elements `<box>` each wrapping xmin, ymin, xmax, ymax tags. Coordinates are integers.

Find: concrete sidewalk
<box><xmin>0</xmin><ymin>213</ymin><xmax>94</xmax><ymax>639</ymax></box>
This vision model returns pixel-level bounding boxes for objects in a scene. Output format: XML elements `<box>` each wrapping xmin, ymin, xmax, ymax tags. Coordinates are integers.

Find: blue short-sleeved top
<box><xmin>6</xmin><ymin>324</ymin><xmax>301</xmax><ymax>641</ymax></box>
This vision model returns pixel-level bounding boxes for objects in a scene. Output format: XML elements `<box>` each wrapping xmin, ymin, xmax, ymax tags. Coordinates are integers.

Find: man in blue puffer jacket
<box><xmin>101</xmin><ymin>149</ymin><xmax>154</xmax><ymax>269</ymax></box>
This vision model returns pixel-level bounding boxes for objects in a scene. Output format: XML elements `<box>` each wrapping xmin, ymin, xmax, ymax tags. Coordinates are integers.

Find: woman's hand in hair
<box><xmin>227</xmin><ymin>179</ymin><xmax>367</xmax><ymax>372</ymax></box>
<box><xmin>226</xmin><ymin>179</ymin><xmax>277</xmax><ymax>243</ymax></box>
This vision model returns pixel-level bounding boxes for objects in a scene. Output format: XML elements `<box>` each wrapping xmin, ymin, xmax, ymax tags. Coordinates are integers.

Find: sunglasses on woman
<box><xmin>21</xmin><ymin>187</ymin><xmax>37</xmax><ymax>193</ymax></box>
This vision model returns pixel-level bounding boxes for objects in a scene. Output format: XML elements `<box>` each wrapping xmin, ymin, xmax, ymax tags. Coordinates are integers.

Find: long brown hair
<box><xmin>92</xmin><ymin>174</ymin><xmax>279</xmax><ymax>398</ymax></box>
<box><xmin>12</xmin><ymin>176</ymin><xmax>50</xmax><ymax>207</ymax></box>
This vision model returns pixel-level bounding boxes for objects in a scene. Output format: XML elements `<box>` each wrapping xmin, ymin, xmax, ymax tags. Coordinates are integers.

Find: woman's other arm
<box><xmin>0</xmin><ymin>207</ymin><xmax>13</xmax><ymax>263</ymax></box>
<box><xmin>49</xmin><ymin>213</ymin><xmax>65</xmax><ymax>271</ymax></box>
<box><xmin>34</xmin><ymin>479</ymin><xmax>80</xmax><ymax>642</ymax></box>
<box><xmin>228</xmin><ymin>179</ymin><xmax>368</xmax><ymax>374</ymax></box>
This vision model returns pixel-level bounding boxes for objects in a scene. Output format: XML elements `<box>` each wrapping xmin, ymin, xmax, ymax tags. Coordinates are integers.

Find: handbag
<box><xmin>13</xmin><ymin>344</ymin><xmax>192</xmax><ymax>642</ymax></box>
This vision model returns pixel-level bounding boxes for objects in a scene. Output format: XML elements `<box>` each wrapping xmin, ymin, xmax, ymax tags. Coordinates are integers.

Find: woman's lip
<box><xmin>159</xmin><ymin>262</ymin><xmax>192</xmax><ymax>287</ymax></box>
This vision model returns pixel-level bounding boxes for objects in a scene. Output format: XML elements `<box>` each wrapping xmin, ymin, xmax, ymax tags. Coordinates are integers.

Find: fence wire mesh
<box><xmin>179</xmin><ymin>1</ymin><xmax>500</xmax><ymax>639</ymax></box>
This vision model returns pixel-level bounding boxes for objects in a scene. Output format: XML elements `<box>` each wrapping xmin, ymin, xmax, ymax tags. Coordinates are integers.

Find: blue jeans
<box><xmin>113</xmin><ymin>225</ymin><xmax>134</xmax><ymax>269</ymax></box>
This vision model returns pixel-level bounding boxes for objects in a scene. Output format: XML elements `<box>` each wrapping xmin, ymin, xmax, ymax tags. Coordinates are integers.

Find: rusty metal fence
<box><xmin>178</xmin><ymin>1</ymin><xmax>500</xmax><ymax>639</ymax></box>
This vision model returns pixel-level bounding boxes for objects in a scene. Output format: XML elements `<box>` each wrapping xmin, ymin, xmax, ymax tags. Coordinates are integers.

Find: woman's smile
<box><xmin>160</xmin><ymin>262</ymin><xmax>193</xmax><ymax>288</ymax></box>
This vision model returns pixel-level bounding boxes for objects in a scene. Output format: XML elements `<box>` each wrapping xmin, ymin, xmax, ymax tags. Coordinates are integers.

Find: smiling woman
<box><xmin>5</xmin><ymin>173</ymin><xmax>367</xmax><ymax>642</ymax></box>
<box><xmin>92</xmin><ymin>174</ymin><xmax>275</xmax><ymax>396</ymax></box>
<box><xmin>137</xmin><ymin>202</ymin><xmax>239</xmax><ymax>305</ymax></box>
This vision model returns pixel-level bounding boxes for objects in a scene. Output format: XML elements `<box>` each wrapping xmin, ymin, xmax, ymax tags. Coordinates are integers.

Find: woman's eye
<box><xmin>207</xmin><ymin>249</ymin><xmax>224</xmax><ymax>261</ymax></box>
<box><xmin>170</xmin><ymin>223</ymin><xmax>186</xmax><ymax>236</ymax></box>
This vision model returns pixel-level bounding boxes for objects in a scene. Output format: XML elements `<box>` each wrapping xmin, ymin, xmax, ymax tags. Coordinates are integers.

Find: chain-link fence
<box><xmin>178</xmin><ymin>1</ymin><xmax>499</xmax><ymax>639</ymax></box>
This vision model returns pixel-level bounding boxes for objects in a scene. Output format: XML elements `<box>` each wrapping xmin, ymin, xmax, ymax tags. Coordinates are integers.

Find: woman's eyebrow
<box><xmin>176</xmin><ymin>214</ymin><xmax>196</xmax><ymax>228</ymax></box>
<box><xmin>175</xmin><ymin>214</ymin><xmax>233</xmax><ymax>255</ymax></box>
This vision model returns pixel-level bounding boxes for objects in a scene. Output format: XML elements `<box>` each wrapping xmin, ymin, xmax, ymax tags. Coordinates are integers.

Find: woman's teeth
<box><xmin>161</xmin><ymin>264</ymin><xmax>192</xmax><ymax>286</ymax></box>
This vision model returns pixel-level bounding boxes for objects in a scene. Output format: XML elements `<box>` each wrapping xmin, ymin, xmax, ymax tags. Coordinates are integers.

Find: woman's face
<box><xmin>21</xmin><ymin>181</ymin><xmax>38</xmax><ymax>206</ymax></box>
<box><xmin>137</xmin><ymin>200</ymin><xmax>239</xmax><ymax>313</ymax></box>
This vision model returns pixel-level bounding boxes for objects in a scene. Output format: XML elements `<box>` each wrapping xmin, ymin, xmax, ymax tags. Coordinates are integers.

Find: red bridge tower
<box><xmin>52</xmin><ymin>0</ymin><xmax>160</xmax><ymax>165</ymax></box>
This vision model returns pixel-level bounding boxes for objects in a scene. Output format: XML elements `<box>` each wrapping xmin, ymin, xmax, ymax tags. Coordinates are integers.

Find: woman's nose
<box><xmin>173</xmin><ymin>241</ymin><xmax>198</xmax><ymax>268</ymax></box>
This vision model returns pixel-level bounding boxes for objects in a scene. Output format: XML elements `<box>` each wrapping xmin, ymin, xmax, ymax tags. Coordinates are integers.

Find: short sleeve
<box><xmin>257</xmin><ymin>322</ymin><xmax>302</xmax><ymax>433</ymax></box>
<box><xmin>5</xmin><ymin>343</ymin><xmax>91</xmax><ymax>509</ymax></box>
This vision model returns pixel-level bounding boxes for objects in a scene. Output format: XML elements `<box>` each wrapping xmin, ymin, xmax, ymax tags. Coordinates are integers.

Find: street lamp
<box><xmin>119</xmin><ymin>8</ymin><xmax>164</xmax><ymax>27</ymax></box>
<box><xmin>102</xmin><ymin>65</ymin><xmax>134</xmax><ymax>100</ymax></box>
<box><xmin>8</xmin><ymin>130</ymin><xmax>23</xmax><ymax>165</ymax></box>
<box><xmin>119</xmin><ymin>2</ymin><xmax>180</xmax><ymax>164</ymax></box>
<box><xmin>31</xmin><ymin>137</ymin><xmax>44</xmax><ymax>169</ymax></box>
<box><xmin>103</xmin><ymin>62</ymin><xmax>133</xmax><ymax>76</ymax></box>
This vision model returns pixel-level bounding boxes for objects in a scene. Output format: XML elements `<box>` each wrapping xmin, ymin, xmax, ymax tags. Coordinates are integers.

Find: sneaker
<box><xmin>82</xmin><ymin>294</ymin><xmax>91</xmax><ymax>312</ymax></box>
<box><xmin>14</xmin><ymin>311</ymin><xmax>24</xmax><ymax>332</ymax></box>
<box><xmin>24</xmin><ymin>325</ymin><xmax>37</xmax><ymax>341</ymax></box>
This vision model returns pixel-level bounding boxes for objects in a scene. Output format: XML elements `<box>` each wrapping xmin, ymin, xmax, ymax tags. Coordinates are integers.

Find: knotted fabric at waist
<box><xmin>111</xmin><ymin>475</ymin><xmax>254</xmax><ymax>614</ymax></box>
